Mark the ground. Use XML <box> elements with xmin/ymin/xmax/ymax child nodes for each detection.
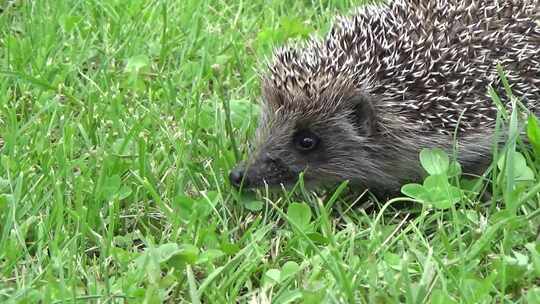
<box><xmin>0</xmin><ymin>0</ymin><xmax>539</xmax><ymax>303</ymax></box>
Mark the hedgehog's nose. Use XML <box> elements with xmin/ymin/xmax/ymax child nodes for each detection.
<box><xmin>229</xmin><ymin>167</ymin><xmax>247</xmax><ymax>188</ymax></box>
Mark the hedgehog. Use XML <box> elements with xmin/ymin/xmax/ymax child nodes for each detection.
<box><xmin>229</xmin><ymin>0</ymin><xmax>540</xmax><ymax>197</ymax></box>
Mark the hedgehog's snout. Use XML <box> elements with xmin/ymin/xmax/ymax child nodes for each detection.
<box><xmin>230</xmin><ymin>153</ymin><xmax>294</xmax><ymax>189</ymax></box>
<box><xmin>229</xmin><ymin>165</ymin><xmax>248</xmax><ymax>188</ymax></box>
<box><xmin>228</xmin><ymin>155</ymin><xmax>270</xmax><ymax>189</ymax></box>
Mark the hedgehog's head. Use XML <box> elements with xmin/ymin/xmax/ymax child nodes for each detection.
<box><xmin>229</xmin><ymin>69</ymin><xmax>383</xmax><ymax>191</ymax></box>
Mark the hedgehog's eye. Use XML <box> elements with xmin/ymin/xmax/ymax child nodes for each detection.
<box><xmin>293</xmin><ymin>130</ymin><xmax>320</xmax><ymax>152</ymax></box>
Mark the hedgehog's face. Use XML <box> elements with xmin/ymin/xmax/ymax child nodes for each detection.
<box><xmin>229</xmin><ymin>93</ymin><xmax>378</xmax><ymax>191</ymax></box>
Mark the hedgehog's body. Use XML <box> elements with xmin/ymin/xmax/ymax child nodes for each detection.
<box><xmin>230</xmin><ymin>0</ymin><xmax>540</xmax><ymax>196</ymax></box>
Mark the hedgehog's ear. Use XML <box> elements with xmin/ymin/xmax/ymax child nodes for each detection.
<box><xmin>349</xmin><ymin>93</ymin><xmax>377</xmax><ymax>136</ymax></box>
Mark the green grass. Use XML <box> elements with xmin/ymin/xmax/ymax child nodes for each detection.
<box><xmin>1</xmin><ymin>0</ymin><xmax>539</xmax><ymax>303</ymax></box>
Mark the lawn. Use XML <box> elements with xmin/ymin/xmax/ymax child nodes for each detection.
<box><xmin>1</xmin><ymin>0</ymin><xmax>539</xmax><ymax>303</ymax></box>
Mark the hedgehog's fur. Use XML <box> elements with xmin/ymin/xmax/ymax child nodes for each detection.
<box><xmin>230</xmin><ymin>0</ymin><xmax>540</xmax><ymax>197</ymax></box>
